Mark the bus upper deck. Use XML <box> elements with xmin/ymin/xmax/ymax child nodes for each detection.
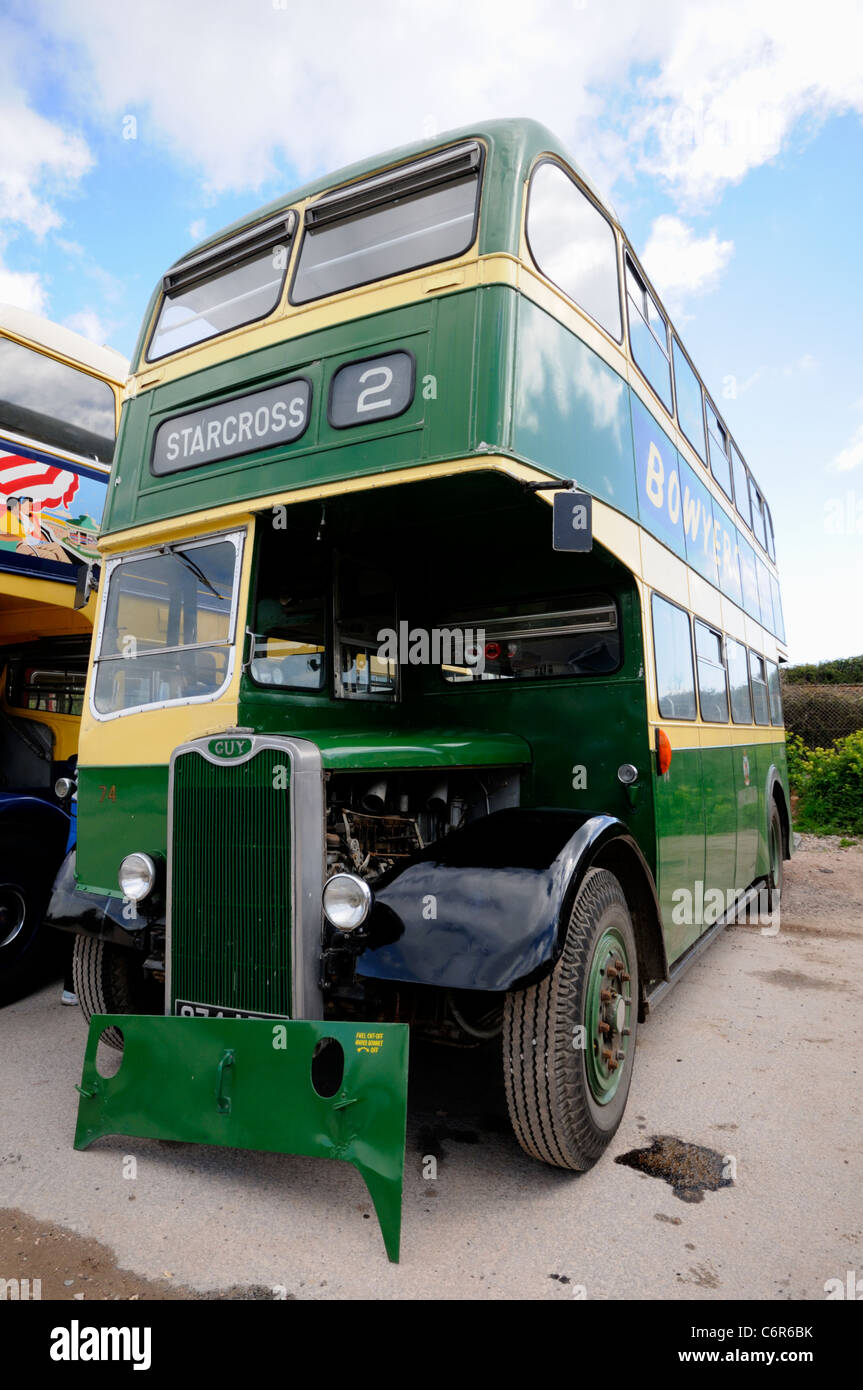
<box><xmin>104</xmin><ymin>120</ymin><xmax>782</xmax><ymax>656</ymax></box>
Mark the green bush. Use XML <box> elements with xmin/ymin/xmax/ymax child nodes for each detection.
<box><xmin>784</xmin><ymin>654</ymin><xmax>863</xmax><ymax>684</ymax></box>
<box><xmin>787</xmin><ymin>728</ymin><xmax>863</xmax><ymax>835</ymax></box>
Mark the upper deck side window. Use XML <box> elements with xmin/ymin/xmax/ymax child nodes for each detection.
<box><xmin>671</xmin><ymin>336</ymin><xmax>707</xmax><ymax>464</ymax></box>
<box><xmin>525</xmin><ymin>160</ymin><xmax>622</xmax><ymax>340</ymax></box>
<box><xmin>147</xmin><ymin>212</ymin><xmax>297</xmax><ymax>362</ymax></box>
<box><xmin>705</xmin><ymin>398</ymin><xmax>734</xmax><ymax>501</ymax></box>
<box><xmin>625</xmin><ymin>256</ymin><xmax>673</xmax><ymax>413</ymax></box>
<box><xmin>0</xmin><ymin>335</ymin><xmax>117</xmax><ymax>463</ymax></box>
<box><xmin>291</xmin><ymin>141</ymin><xmax>482</xmax><ymax>306</ymax></box>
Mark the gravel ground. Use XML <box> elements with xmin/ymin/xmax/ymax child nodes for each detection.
<box><xmin>1</xmin><ymin>836</ymin><xmax>861</xmax><ymax>1301</ymax></box>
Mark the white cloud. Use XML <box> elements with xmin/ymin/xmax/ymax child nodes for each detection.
<box><xmin>832</xmin><ymin>424</ymin><xmax>863</xmax><ymax>473</ymax></box>
<box><xmin>0</xmin><ymin>95</ymin><xmax>92</xmax><ymax>235</ymax></box>
<box><xmin>64</xmin><ymin>308</ymin><xmax>112</xmax><ymax>345</ymax></box>
<box><xmin>0</xmin><ymin>253</ymin><xmax>48</xmax><ymax>314</ymax></box>
<box><xmin>24</xmin><ymin>0</ymin><xmax>863</xmax><ymax>213</ymax></box>
<box><xmin>641</xmin><ymin>214</ymin><xmax>733</xmax><ymax>309</ymax></box>
<box><xmin>188</xmin><ymin>218</ymin><xmax>206</xmax><ymax>242</ymax></box>
<box><xmin>635</xmin><ymin>0</ymin><xmax>863</xmax><ymax>204</ymax></box>
<box><xmin>28</xmin><ymin>0</ymin><xmax>666</xmax><ymax>197</ymax></box>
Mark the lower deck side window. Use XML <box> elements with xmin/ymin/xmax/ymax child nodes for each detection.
<box><xmin>652</xmin><ymin>594</ymin><xmax>696</xmax><ymax>720</ymax></box>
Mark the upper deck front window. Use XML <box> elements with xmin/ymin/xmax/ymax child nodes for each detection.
<box><xmin>147</xmin><ymin>212</ymin><xmax>297</xmax><ymax>362</ymax></box>
<box><xmin>291</xmin><ymin>141</ymin><xmax>482</xmax><ymax>305</ymax></box>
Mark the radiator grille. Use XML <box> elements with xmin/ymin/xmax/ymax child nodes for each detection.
<box><xmin>170</xmin><ymin>747</ymin><xmax>291</xmax><ymax>1016</ymax></box>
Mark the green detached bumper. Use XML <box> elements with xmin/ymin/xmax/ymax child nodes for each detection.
<box><xmin>74</xmin><ymin>1015</ymin><xmax>410</xmax><ymax>1262</ymax></box>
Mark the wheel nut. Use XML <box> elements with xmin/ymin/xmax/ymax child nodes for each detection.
<box><xmin>598</xmin><ymin>1021</ymin><xmax>610</xmax><ymax>1035</ymax></box>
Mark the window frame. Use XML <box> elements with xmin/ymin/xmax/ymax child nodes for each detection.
<box><xmin>146</xmin><ymin>212</ymin><xmax>297</xmax><ymax>364</ymax></box>
<box><xmin>725</xmin><ymin>635</ymin><xmax>753</xmax><ymax>725</ymax></box>
<box><xmin>89</xmin><ymin>528</ymin><xmax>246</xmax><ymax>723</ymax></box>
<box><xmin>748</xmin><ymin>649</ymin><xmax>770</xmax><ymax>726</ymax></box>
<box><xmin>730</xmin><ymin>441</ymin><xmax>752</xmax><ymax>529</ymax></box>
<box><xmin>524</xmin><ymin>157</ymin><xmax>623</xmax><ymax>344</ymax></box>
<box><xmin>766</xmin><ymin>659</ymin><xmax>783</xmax><ymax>726</ymax></box>
<box><xmin>624</xmin><ymin>252</ymin><xmax>674</xmax><ymax>413</ymax></box>
<box><xmin>651</xmin><ymin>591</ymin><xmax>697</xmax><ymax>722</ymax></box>
<box><xmin>704</xmin><ymin>396</ymin><xmax>734</xmax><ymax>501</ymax></box>
<box><xmin>671</xmin><ymin>334</ymin><xmax>708</xmax><ymax>465</ymax></box>
<box><xmin>694</xmin><ymin>619</ymin><xmax>730</xmax><ymax>723</ymax></box>
<box><xmin>289</xmin><ymin>140</ymin><xmax>484</xmax><ymax>308</ymax></box>
<box><xmin>437</xmin><ymin>593</ymin><xmax>622</xmax><ymax>686</ymax></box>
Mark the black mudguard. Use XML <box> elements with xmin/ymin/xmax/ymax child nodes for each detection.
<box><xmin>45</xmin><ymin>849</ymin><xmax>146</xmax><ymax>947</ymax></box>
<box><xmin>358</xmin><ymin>807</ymin><xmax>658</xmax><ymax>993</ymax></box>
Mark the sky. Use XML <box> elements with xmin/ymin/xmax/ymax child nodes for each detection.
<box><xmin>0</xmin><ymin>0</ymin><xmax>861</xmax><ymax>664</ymax></box>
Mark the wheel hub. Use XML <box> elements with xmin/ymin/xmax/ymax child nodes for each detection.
<box><xmin>586</xmin><ymin>930</ymin><xmax>633</xmax><ymax>1105</ymax></box>
<box><xmin>0</xmin><ymin>888</ymin><xmax>26</xmax><ymax>949</ymax></box>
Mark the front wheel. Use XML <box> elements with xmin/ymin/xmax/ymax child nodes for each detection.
<box><xmin>72</xmin><ymin>935</ymin><xmax>147</xmax><ymax>1049</ymax></box>
<box><xmin>503</xmin><ymin>867</ymin><xmax>639</xmax><ymax>1170</ymax></box>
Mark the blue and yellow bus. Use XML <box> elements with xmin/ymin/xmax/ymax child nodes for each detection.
<box><xmin>65</xmin><ymin>120</ymin><xmax>788</xmax><ymax>1177</ymax></box>
<box><xmin>0</xmin><ymin>305</ymin><xmax>126</xmax><ymax>999</ymax></box>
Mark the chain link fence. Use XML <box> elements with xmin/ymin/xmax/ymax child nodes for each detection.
<box><xmin>781</xmin><ymin>681</ymin><xmax>863</xmax><ymax>748</ymax></box>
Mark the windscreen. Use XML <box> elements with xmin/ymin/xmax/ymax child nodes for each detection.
<box><xmin>92</xmin><ymin>535</ymin><xmax>241</xmax><ymax>716</ymax></box>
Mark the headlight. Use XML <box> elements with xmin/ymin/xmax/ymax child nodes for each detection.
<box><xmin>118</xmin><ymin>852</ymin><xmax>157</xmax><ymax>903</ymax></box>
<box><xmin>322</xmin><ymin>873</ymin><xmax>371</xmax><ymax>932</ymax></box>
<box><xmin>54</xmin><ymin>777</ymin><xmax>74</xmax><ymax>799</ymax></box>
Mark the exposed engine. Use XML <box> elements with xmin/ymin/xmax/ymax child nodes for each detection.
<box><xmin>324</xmin><ymin>766</ymin><xmax>520</xmax><ymax>882</ymax></box>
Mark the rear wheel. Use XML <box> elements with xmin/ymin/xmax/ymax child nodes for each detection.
<box><xmin>767</xmin><ymin>800</ymin><xmax>784</xmax><ymax>913</ymax></box>
<box><xmin>503</xmin><ymin>867</ymin><xmax>638</xmax><ymax>1170</ymax></box>
<box><xmin>72</xmin><ymin>935</ymin><xmax>145</xmax><ymax>1049</ymax></box>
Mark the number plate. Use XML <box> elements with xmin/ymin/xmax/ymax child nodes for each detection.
<box><xmin>175</xmin><ymin>1000</ymin><xmax>289</xmax><ymax>1021</ymax></box>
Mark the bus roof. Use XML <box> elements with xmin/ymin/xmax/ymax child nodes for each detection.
<box><xmin>185</xmin><ymin>117</ymin><xmax>615</xmax><ymax>250</ymax></box>
<box><xmin>0</xmin><ymin>303</ymin><xmax>128</xmax><ymax>383</ymax></box>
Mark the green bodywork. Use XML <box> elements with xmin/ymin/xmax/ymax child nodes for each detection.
<box><xmin>74</xmin><ymin>1015</ymin><xmax>410</xmax><ymax>1262</ymax></box>
<box><xmin>70</xmin><ymin>121</ymin><xmax>790</xmax><ymax>1255</ymax></box>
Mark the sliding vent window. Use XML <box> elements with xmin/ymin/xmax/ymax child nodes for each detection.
<box><xmin>292</xmin><ymin>142</ymin><xmax>481</xmax><ymax>304</ymax></box>
<box><xmin>672</xmin><ymin>338</ymin><xmax>706</xmax><ymax>463</ymax></box>
<box><xmin>652</xmin><ymin>594</ymin><xmax>696</xmax><ymax>720</ymax></box>
<box><xmin>441</xmin><ymin>596</ymin><xmax>620</xmax><ymax>683</ymax></box>
<box><xmin>749</xmin><ymin>650</ymin><xmax>770</xmax><ymax>725</ymax></box>
<box><xmin>626</xmin><ymin>259</ymin><xmax>672</xmax><ymax>412</ymax></box>
<box><xmin>695</xmin><ymin>621</ymin><xmax>729</xmax><ymax>722</ymax></box>
<box><xmin>148</xmin><ymin>213</ymin><xmax>296</xmax><ymax>361</ymax></box>
<box><xmin>726</xmin><ymin>637</ymin><xmax>752</xmax><ymax>724</ymax></box>
<box><xmin>705</xmin><ymin>400</ymin><xmax>733</xmax><ymax>500</ymax></box>
<box><xmin>526</xmin><ymin>162</ymin><xmax>621</xmax><ymax>339</ymax></box>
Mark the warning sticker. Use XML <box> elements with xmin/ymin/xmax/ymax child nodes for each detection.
<box><xmin>355</xmin><ymin>1030</ymin><xmax>384</xmax><ymax>1054</ymax></box>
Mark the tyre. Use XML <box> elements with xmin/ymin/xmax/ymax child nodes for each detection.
<box><xmin>0</xmin><ymin>852</ymin><xmax>59</xmax><ymax>1005</ymax></box>
<box><xmin>72</xmin><ymin>935</ymin><xmax>144</xmax><ymax>1049</ymax></box>
<box><xmin>503</xmin><ymin>867</ymin><xmax>638</xmax><ymax>1170</ymax></box>
<box><xmin>767</xmin><ymin>800</ymin><xmax>784</xmax><ymax>913</ymax></box>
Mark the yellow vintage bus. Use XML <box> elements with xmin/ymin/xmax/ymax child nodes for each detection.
<box><xmin>0</xmin><ymin>305</ymin><xmax>127</xmax><ymax>1000</ymax></box>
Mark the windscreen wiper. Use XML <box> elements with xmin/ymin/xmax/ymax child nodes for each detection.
<box><xmin>162</xmin><ymin>543</ymin><xmax>225</xmax><ymax>602</ymax></box>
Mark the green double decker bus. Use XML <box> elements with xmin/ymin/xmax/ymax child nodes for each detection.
<box><xmin>61</xmin><ymin>119</ymin><xmax>790</xmax><ymax>1188</ymax></box>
